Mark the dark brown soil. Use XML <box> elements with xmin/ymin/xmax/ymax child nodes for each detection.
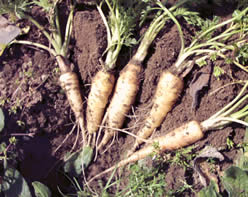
<box><xmin>0</xmin><ymin>2</ymin><xmax>247</xmax><ymax>197</ymax></box>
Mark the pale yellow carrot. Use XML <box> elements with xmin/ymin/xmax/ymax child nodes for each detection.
<box><xmin>89</xmin><ymin>120</ymin><xmax>203</xmax><ymax>182</ymax></box>
<box><xmin>128</xmin><ymin>71</ymin><xmax>184</xmax><ymax>155</ymax></box>
<box><xmin>86</xmin><ymin>70</ymin><xmax>115</xmax><ymax>134</ymax></box>
<box><xmin>58</xmin><ymin>56</ymin><xmax>86</xmax><ymax>140</ymax></box>
<box><xmin>98</xmin><ymin>62</ymin><xmax>142</xmax><ymax>149</ymax></box>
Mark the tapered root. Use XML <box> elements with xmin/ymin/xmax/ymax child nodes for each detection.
<box><xmin>87</xmin><ymin>70</ymin><xmax>115</xmax><ymax>134</ymax></box>
<box><xmin>89</xmin><ymin>120</ymin><xmax>203</xmax><ymax>183</ymax></box>
<box><xmin>59</xmin><ymin>72</ymin><xmax>86</xmax><ymax>139</ymax></box>
<box><xmin>129</xmin><ymin>71</ymin><xmax>184</xmax><ymax>154</ymax></box>
<box><xmin>98</xmin><ymin>63</ymin><xmax>141</xmax><ymax>149</ymax></box>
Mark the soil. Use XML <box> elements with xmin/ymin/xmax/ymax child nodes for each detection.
<box><xmin>0</xmin><ymin>1</ymin><xmax>247</xmax><ymax>197</ymax></box>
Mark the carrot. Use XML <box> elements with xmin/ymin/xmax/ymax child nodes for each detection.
<box><xmin>89</xmin><ymin>81</ymin><xmax>248</xmax><ymax>183</ymax></box>
<box><xmin>86</xmin><ymin>70</ymin><xmax>115</xmax><ymax>134</ymax></box>
<box><xmin>10</xmin><ymin>4</ymin><xmax>87</xmax><ymax>135</ymax></box>
<box><xmin>89</xmin><ymin>120</ymin><xmax>203</xmax><ymax>182</ymax></box>
<box><xmin>98</xmin><ymin>62</ymin><xmax>141</xmax><ymax>149</ymax></box>
<box><xmin>128</xmin><ymin>71</ymin><xmax>184</xmax><ymax>155</ymax></box>
<box><xmin>56</xmin><ymin>55</ymin><xmax>86</xmax><ymax>140</ymax></box>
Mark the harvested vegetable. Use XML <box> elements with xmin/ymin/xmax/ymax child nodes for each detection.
<box><xmin>5</xmin><ymin>2</ymin><xmax>89</xmax><ymax>148</ymax></box>
<box><xmin>128</xmin><ymin>3</ymin><xmax>248</xmax><ymax>154</ymax></box>
<box><xmin>86</xmin><ymin>0</ymin><xmax>136</xmax><ymax>146</ymax></box>
<box><xmin>98</xmin><ymin>0</ymin><xmax>192</xmax><ymax>150</ymax></box>
<box><xmin>129</xmin><ymin>71</ymin><xmax>184</xmax><ymax>154</ymax></box>
<box><xmin>89</xmin><ymin>81</ymin><xmax>248</xmax><ymax>183</ymax></box>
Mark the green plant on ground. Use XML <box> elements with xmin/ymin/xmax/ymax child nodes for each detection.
<box><xmin>0</xmin><ymin>0</ymin><xmax>31</xmax><ymax>20</ymax></box>
<box><xmin>226</xmin><ymin>136</ymin><xmax>235</xmax><ymax>150</ymax></box>
<box><xmin>213</xmin><ymin>65</ymin><xmax>225</xmax><ymax>80</ymax></box>
<box><xmin>0</xmin><ymin>107</ymin><xmax>52</xmax><ymax>196</ymax></box>
<box><xmin>0</xmin><ymin>109</ymin><xmax>17</xmax><ymax>169</ymax></box>
<box><xmin>167</xmin><ymin>145</ymin><xmax>196</xmax><ymax>169</ymax></box>
<box><xmin>124</xmin><ymin>163</ymin><xmax>166</xmax><ymax>197</ymax></box>
<box><xmin>169</xmin><ymin>2</ymin><xmax>248</xmax><ymax>74</ymax></box>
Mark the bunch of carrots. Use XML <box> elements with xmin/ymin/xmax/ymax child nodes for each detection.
<box><xmin>4</xmin><ymin>0</ymin><xmax>248</xmax><ymax>184</ymax></box>
<box><xmin>86</xmin><ymin>0</ymin><xmax>248</xmax><ymax>182</ymax></box>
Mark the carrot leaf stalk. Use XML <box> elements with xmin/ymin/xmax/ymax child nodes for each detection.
<box><xmin>89</xmin><ymin>81</ymin><xmax>248</xmax><ymax>183</ymax></box>
<box><xmin>172</xmin><ymin>5</ymin><xmax>248</xmax><ymax>75</ymax></box>
<box><xmin>86</xmin><ymin>0</ymin><xmax>137</xmax><ymax>147</ymax></box>
<box><xmin>201</xmin><ymin>82</ymin><xmax>248</xmax><ymax>131</ymax></box>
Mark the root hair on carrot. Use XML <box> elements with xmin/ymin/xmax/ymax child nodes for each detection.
<box><xmin>53</xmin><ymin>123</ymin><xmax>77</xmax><ymax>154</ymax></box>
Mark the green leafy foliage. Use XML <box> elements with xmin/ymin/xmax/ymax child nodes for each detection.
<box><xmin>125</xmin><ymin>163</ymin><xmax>166</xmax><ymax>197</ymax></box>
<box><xmin>63</xmin><ymin>146</ymin><xmax>93</xmax><ymax>177</ymax></box>
<box><xmin>222</xmin><ymin>166</ymin><xmax>248</xmax><ymax>197</ymax></box>
<box><xmin>198</xmin><ymin>181</ymin><xmax>221</xmax><ymax>197</ymax></box>
<box><xmin>32</xmin><ymin>181</ymin><xmax>51</xmax><ymax>197</ymax></box>
<box><xmin>181</xmin><ymin>8</ymin><xmax>204</xmax><ymax>27</ymax></box>
<box><xmin>0</xmin><ymin>0</ymin><xmax>31</xmax><ymax>19</ymax></box>
<box><xmin>33</xmin><ymin>0</ymin><xmax>54</xmax><ymax>12</ymax></box>
<box><xmin>235</xmin><ymin>44</ymin><xmax>248</xmax><ymax>65</ymax></box>
<box><xmin>0</xmin><ymin>166</ymin><xmax>32</xmax><ymax>197</ymax></box>
<box><xmin>100</xmin><ymin>0</ymin><xmax>138</xmax><ymax>69</ymax></box>
<box><xmin>194</xmin><ymin>16</ymin><xmax>220</xmax><ymax>40</ymax></box>
<box><xmin>213</xmin><ymin>66</ymin><xmax>225</xmax><ymax>80</ymax></box>
<box><xmin>167</xmin><ymin>146</ymin><xmax>196</xmax><ymax>169</ymax></box>
<box><xmin>139</xmin><ymin>0</ymin><xmax>161</xmax><ymax>27</ymax></box>
<box><xmin>0</xmin><ymin>107</ymin><xmax>4</xmax><ymax>132</ymax></box>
